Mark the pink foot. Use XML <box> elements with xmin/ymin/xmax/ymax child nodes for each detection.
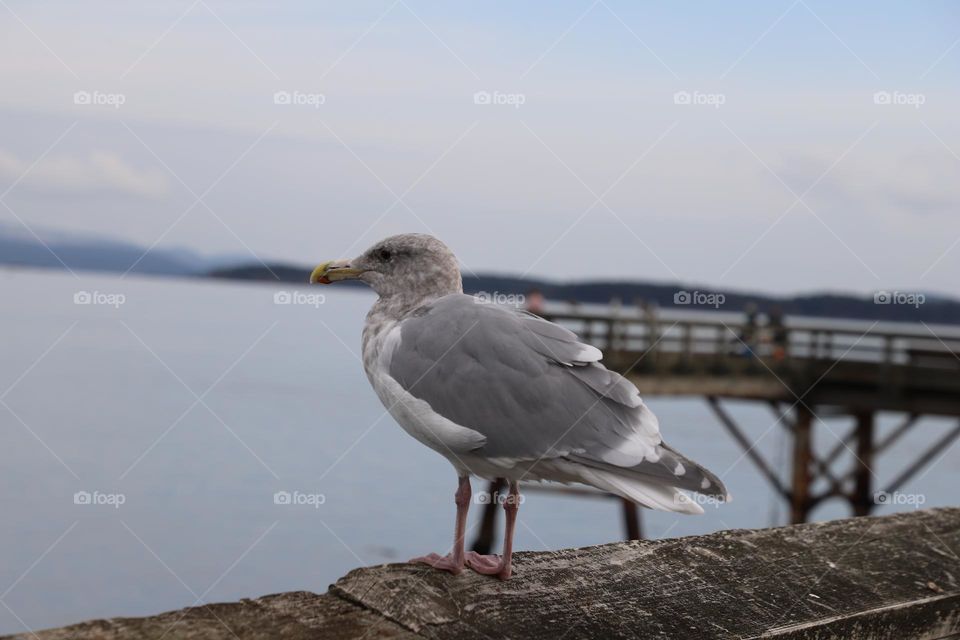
<box><xmin>465</xmin><ymin>551</ymin><xmax>511</xmax><ymax>580</ymax></box>
<box><xmin>409</xmin><ymin>552</ymin><xmax>463</xmax><ymax>575</ymax></box>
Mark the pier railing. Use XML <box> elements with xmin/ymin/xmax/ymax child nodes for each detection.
<box><xmin>538</xmin><ymin>304</ymin><xmax>960</xmax><ymax>373</ymax></box>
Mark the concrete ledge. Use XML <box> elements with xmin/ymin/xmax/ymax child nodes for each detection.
<box><xmin>6</xmin><ymin>508</ymin><xmax>959</xmax><ymax>639</ymax></box>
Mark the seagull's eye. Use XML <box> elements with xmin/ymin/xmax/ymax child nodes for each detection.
<box><xmin>376</xmin><ymin>248</ymin><xmax>393</xmax><ymax>262</ymax></box>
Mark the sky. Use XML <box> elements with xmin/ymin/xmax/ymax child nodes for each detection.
<box><xmin>1</xmin><ymin>0</ymin><xmax>959</xmax><ymax>297</ymax></box>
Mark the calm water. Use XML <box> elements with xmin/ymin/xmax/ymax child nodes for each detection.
<box><xmin>0</xmin><ymin>269</ymin><xmax>956</xmax><ymax>634</ymax></box>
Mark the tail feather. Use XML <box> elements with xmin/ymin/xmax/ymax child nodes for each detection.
<box><xmin>571</xmin><ymin>442</ymin><xmax>731</xmax><ymax>501</ymax></box>
<box><xmin>658</xmin><ymin>443</ymin><xmax>731</xmax><ymax>499</ymax></box>
<box><xmin>573</xmin><ymin>466</ymin><xmax>705</xmax><ymax>515</ymax></box>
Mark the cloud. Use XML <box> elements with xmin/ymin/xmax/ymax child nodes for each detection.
<box><xmin>0</xmin><ymin>149</ymin><xmax>168</xmax><ymax>198</ymax></box>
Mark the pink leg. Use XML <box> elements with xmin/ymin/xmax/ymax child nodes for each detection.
<box><xmin>410</xmin><ymin>476</ymin><xmax>470</xmax><ymax>574</ymax></box>
<box><xmin>465</xmin><ymin>480</ymin><xmax>520</xmax><ymax>580</ymax></box>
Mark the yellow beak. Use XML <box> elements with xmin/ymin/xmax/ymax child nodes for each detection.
<box><xmin>309</xmin><ymin>259</ymin><xmax>365</xmax><ymax>284</ymax></box>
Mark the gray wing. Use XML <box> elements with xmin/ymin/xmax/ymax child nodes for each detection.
<box><xmin>387</xmin><ymin>294</ymin><xmax>725</xmax><ymax>496</ymax></box>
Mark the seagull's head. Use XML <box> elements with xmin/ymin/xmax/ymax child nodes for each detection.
<box><xmin>309</xmin><ymin>233</ymin><xmax>462</xmax><ymax>299</ymax></box>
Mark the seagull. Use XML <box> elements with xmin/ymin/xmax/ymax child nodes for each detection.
<box><xmin>310</xmin><ymin>233</ymin><xmax>729</xmax><ymax>580</ymax></box>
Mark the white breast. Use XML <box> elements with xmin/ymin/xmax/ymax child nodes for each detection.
<box><xmin>363</xmin><ymin>323</ymin><xmax>487</xmax><ymax>463</ymax></box>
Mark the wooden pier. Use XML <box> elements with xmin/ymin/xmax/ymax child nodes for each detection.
<box><xmin>472</xmin><ymin>304</ymin><xmax>960</xmax><ymax>551</ymax></box>
<box><xmin>12</xmin><ymin>508</ymin><xmax>960</xmax><ymax>639</ymax></box>
<box><xmin>550</xmin><ymin>305</ymin><xmax>960</xmax><ymax>523</ymax></box>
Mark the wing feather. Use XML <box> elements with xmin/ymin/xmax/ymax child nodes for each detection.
<box><xmin>388</xmin><ymin>294</ymin><xmax>727</xmax><ymax>498</ymax></box>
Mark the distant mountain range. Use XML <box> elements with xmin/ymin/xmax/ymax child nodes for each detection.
<box><xmin>0</xmin><ymin>222</ymin><xmax>245</xmax><ymax>277</ymax></box>
<box><xmin>3</xmin><ymin>224</ymin><xmax>959</xmax><ymax>325</ymax></box>
<box><xmin>208</xmin><ymin>264</ymin><xmax>960</xmax><ymax>325</ymax></box>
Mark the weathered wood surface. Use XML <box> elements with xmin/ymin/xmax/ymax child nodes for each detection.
<box><xmin>3</xmin><ymin>591</ymin><xmax>416</xmax><ymax>640</ymax></box>
<box><xmin>7</xmin><ymin>508</ymin><xmax>959</xmax><ymax>640</ymax></box>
